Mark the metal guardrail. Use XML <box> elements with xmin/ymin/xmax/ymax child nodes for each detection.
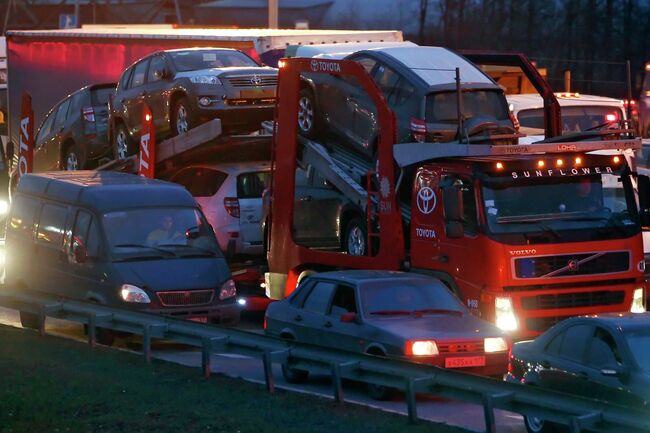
<box><xmin>1</xmin><ymin>290</ymin><xmax>648</xmax><ymax>433</ymax></box>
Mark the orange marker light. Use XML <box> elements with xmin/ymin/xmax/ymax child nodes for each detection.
<box><xmin>537</xmin><ymin>160</ymin><xmax>545</xmax><ymax>168</ymax></box>
<box><xmin>278</xmin><ymin>60</ymin><xmax>286</xmax><ymax>68</ymax></box>
<box><xmin>613</xmin><ymin>156</ymin><xmax>621</xmax><ymax>164</ymax></box>
<box><xmin>575</xmin><ymin>157</ymin><xmax>582</xmax><ymax>165</ymax></box>
<box><xmin>145</xmin><ymin>113</ymin><xmax>152</xmax><ymax>122</ymax></box>
<box><xmin>496</xmin><ymin>162</ymin><xmax>504</xmax><ymax>170</ymax></box>
<box><xmin>556</xmin><ymin>159</ymin><xmax>563</xmax><ymax>167</ymax></box>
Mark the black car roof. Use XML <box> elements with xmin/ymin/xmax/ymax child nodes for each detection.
<box><xmin>17</xmin><ymin>171</ymin><xmax>195</xmax><ymax>213</ymax></box>
<box><xmin>565</xmin><ymin>313</ymin><xmax>650</xmax><ymax>333</ymax></box>
<box><xmin>312</xmin><ymin>270</ymin><xmax>434</xmax><ymax>284</ymax></box>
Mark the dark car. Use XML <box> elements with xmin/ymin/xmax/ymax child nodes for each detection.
<box><xmin>31</xmin><ymin>83</ymin><xmax>114</xmax><ymax>172</ymax></box>
<box><xmin>298</xmin><ymin>46</ymin><xmax>516</xmax><ymax>160</ymax></box>
<box><xmin>265</xmin><ymin>270</ymin><xmax>510</xmax><ymax>399</ymax></box>
<box><xmin>110</xmin><ymin>48</ymin><xmax>278</xmax><ymax>160</ymax></box>
<box><xmin>261</xmin><ymin>165</ymin><xmax>366</xmax><ymax>256</ymax></box>
<box><xmin>6</xmin><ymin>171</ymin><xmax>240</xmax><ymax>344</ymax></box>
<box><xmin>507</xmin><ymin>313</ymin><xmax>650</xmax><ymax>433</ymax></box>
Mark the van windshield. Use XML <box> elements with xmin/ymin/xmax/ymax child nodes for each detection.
<box><xmin>103</xmin><ymin>207</ymin><xmax>222</xmax><ymax>259</ymax></box>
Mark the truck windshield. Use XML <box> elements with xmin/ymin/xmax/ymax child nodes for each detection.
<box><xmin>103</xmin><ymin>207</ymin><xmax>222</xmax><ymax>259</ymax></box>
<box><xmin>481</xmin><ymin>172</ymin><xmax>638</xmax><ymax>243</ymax></box>
<box><xmin>518</xmin><ymin>106</ymin><xmax>624</xmax><ymax>134</ymax></box>
<box><xmin>169</xmin><ymin>50</ymin><xmax>259</xmax><ymax>71</ymax></box>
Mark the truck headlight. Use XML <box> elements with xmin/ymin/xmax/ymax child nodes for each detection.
<box><xmin>406</xmin><ymin>340</ymin><xmax>439</xmax><ymax>356</ymax></box>
<box><xmin>495</xmin><ymin>297</ymin><xmax>518</xmax><ymax>331</ymax></box>
<box><xmin>219</xmin><ymin>279</ymin><xmax>237</xmax><ymax>300</ymax></box>
<box><xmin>631</xmin><ymin>288</ymin><xmax>646</xmax><ymax>313</ymax></box>
<box><xmin>189</xmin><ymin>75</ymin><xmax>222</xmax><ymax>85</ymax></box>
<box><xmin>0</xmin><ymin>199</ymin><xmax>8</xmax><ymax>215</ymax></box>
<box><xmin>484</xmin><ymin>337</ymin><xmax>508</xmax><ymax>353</ymax></box>
<box><xmin>120</xmin><ymin>284</ymin><xmax>151</xmax><ymax>303</ymax></box>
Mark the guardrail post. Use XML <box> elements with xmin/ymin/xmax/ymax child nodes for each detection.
<box><xmin>406</xmin><ymin>378</ymin><xmax>418</xmax><ymax>424</ymax></box>
<box><xmin>262</xmin><ymin>350</ymin><xmax>275</xmax><ymax>394</ymax></box>
<box><xmin>202</xmin><ymin>337</ymin><xmax>212</xmax><ymax>378</ymax></box>
<box><xmin>482</xmin><ymin>392</ymin><xmax>515</xmax><ymax>433</ymax></box>
<box><xmin>143</xmin><ymin>324</ymin><xmax>152</xmax><ymax>363</ymax></box>
<box><xmin>87</xmin><ymin>313</ymin><xmax>97</xmax><ymax>348</ymax></box>
<box><xmin>331</xmin><ymin>363</ymin><xmax>344</xmax><ymax>403</ymax></box>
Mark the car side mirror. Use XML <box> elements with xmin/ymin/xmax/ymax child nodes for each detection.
<box><xmin>73</xmin><ymin>242</ymin><xmax>87</xmax><ymax>264</ymax></box>
<box><xmin>185</xmin><ymin>226</ymin><xmax>201</xmax><ymax>240</ymax></box>
<box><xmin>154</xmin><ymin>68</ymin><xmax>170</xmax><ymax>80</ymax></box>
<box><xmin>340</xmin><ymin>312</ymin><xmax>357</xmax><ymax>323</ymax></box>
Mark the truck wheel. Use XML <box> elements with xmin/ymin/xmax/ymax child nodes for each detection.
<box><xmin>172</xmin><ymin>97</ymin><xmax>195</xmax><ymax>136</ymax></box>
<box><xmin>113</xmin><ymin>123</ymin><xmax>133</xmax><ymax>160</ymax></box>
<box><xmin>19</xmin><ymin>311</ymin><xmax>41</xmax><ymax>330</ymax></box>
<box><xmin>62</xmin><ymin>144</ymin><xmax>81</xmax><ymax>171</ymax></box>
<box><xmin>344</xmin><ymin>218</ymin><xmax>367</xmax><ymax>256</ymax></box>
<box><xmin>297</xmin><ymin>88</ymin><xmax>320</xmax><ymax>138</ymax></box>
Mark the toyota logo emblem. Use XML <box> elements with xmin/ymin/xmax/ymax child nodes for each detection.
<box><xmin>311</xmin><ymin>59</ymin><xmax>319</xmax><ymax>71</ymax></box>
<box><xmin>250</xmin><ymin>75</ymin><xmax>262</xmax><ymax>86</ymax></box>
<box><xmin>567</xmin><ymin>260</ymin><xmax>579</xmax><ymax>271</ymax></box>
<box><xmin>416</xmin><ymin>187</ymin><xmax>436</xmax><ymax>214</ymax></box>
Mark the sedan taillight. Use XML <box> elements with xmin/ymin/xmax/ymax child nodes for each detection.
<box><xmin>410</xmin><ymin>117</ymin><xmax>426</xmax><ymax>142</ymax></box>
<box><xmin>224</xmin><ymin>197</ymin><xmax>240</xmax><ymax>218</ymax></box>
<box><xmin>82</xmin><ymin>106</ymin><xmax>96</xmax><ymax>122</ymax></box>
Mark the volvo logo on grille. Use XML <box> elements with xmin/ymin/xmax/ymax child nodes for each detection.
<box><xmin>250</xmin><ymin>75</ymin><xmax>262</xmax><ymax>86</ymax></box>
<box><xmin>567</xmin><ymin>260</ymin><xmax>579</xmax><ymax>271</ymax></box>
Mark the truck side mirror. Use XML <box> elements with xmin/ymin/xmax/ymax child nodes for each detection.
<box><xmin>443</xmin><ymin>185</ymin><xmax>464</xmax><ymax>239</ymax></box>
<box><xmin>639</xmin><ymin>175</ymin><xmax>650</xmax><ymax>227</ymax></box>
<box><xmin>154</xmin><ymin>68</ymin><xmax>170</xmax><ymax>80</ymax></box>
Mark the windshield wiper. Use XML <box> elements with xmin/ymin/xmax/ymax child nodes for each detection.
<box><xmin>412</xmin><ymin>308</ymin><xmax>463</xmax><ymax>316</ymax></box>
<box><xmin>157</xmin><ymin>244</ymin><xmax>217</xmax><ymax>257</ymax></box>
<box><xmin>113</xmin><ymin>243</ymin><xmax>177</xmax><ymax>257</ymax></box>
<box><xmin>584</xmin><ymin>121</ymin><xmax>617</xmax><ymax>131</ymax></box>
<box><xmin>496</xmin><ymin>219</ymin><xmax>561</xmax><ymax>241</ymax></box>
<box><xmin>369</xmin><ymin>310</ymin><xmax>413</xmax><ymax>316</ymax></box>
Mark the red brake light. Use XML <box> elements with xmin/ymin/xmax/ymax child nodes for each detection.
<box><xmin>507</xmin><ymin>346</ymin><xmax>513</xmax><ymax>374</ymax></box>
<box><xmin>410</xmin><ymin>117</ymin><xmax>426</xmax><ymax>142</ymax></box>
<box><xmin>82</xmin><ymin>106</ymin><xmax>95</xmax><ymax>122</ymax></box>
<box><xmin>224</xmin><ymin>197</ymin><xmax>240</xmax><ymax>218</ymax></box>
<box><xmin>605</xmin><ymin>113</ymin><xmax>618</xmax><ymax>122</ymax></box>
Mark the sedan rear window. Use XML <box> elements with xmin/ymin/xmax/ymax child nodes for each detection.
<box><xmin>169</xmin><ymin>50</ymin><xmax>259</xmax><ymax>72</ymax></box>
<box><xmin>237</xmin><ymin>171</ymin><xmax>270</xmax><ymax>199</ymax></box>
<box><xmin>426</xmin><ymin>90</ymin><xmax>509</xmax><ymax>123</ymax></box>
<box><xmin>517</xmin><ymin>106</ymin><xmax>624</xmax><ymax>133</ymax></box>
<box><xmin>91</xmin><ymin>87</ymin><xmax>115</xmax><ymax>106</ymax></box>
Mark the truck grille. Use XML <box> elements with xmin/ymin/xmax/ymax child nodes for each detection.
<box><xmin>225</xmin><ymin>75</ymin><xmax>278</xmax><ymax>87</ymax></box>
<box><xmin>521</xmin><ymin>290</ymin><xmax>625</xmax><ymax>310</ymax></box>
<box><xmin>514</xmin><ymin>251</ymin><xmax>629</xmax><ymax>279</ymax></box>
<box><xmin>437</xmin><ymin>341</ymin><xmax>484</xmax><ymax>353</ymax></box>
<box><xmin>157</xmin><ymin>290</ymin><xmax>214</xmax><ymax>307</ymax></box>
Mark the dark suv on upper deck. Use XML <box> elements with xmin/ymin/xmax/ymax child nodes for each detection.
<box><xmin>110</xmin><ymin>48</ymin><xmax>278</xmax><ymax>160</ymax></box>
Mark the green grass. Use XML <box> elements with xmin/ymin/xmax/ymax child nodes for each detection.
<box><xmin>0</xmin><ymin>325</ymin><xmax>469</xmax><ymax>433</ymax></box>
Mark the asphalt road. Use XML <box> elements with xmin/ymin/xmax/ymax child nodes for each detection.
<box><xmin>0</xmin><ymin>307</ymin><xmax>526</xmax><ymax>433</ymax></box>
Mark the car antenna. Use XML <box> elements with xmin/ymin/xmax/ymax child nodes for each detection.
<box><xmin>455</xmin><ymin>67</ymin><xmax>468</xmax><ymax>143</ymax></box>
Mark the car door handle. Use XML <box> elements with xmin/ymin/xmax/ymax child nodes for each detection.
<box><xmin>323</xmin><ymin>321</ymin><xmax>332</xmax><ymax>328</ymax></box>
<box><xmin>540</xmin><ymin>360</ymin><xmax>551</xmax><ymax>369</ymax></box>
<box><xmin>294</xmin><ymin>315</ymin><xmax>302</xmax><ymax>322</ymax></box>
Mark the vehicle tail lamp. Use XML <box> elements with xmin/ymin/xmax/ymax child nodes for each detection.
<box><xmin>612</xmin><ymin>156</ymin><xmax>621</xmax><ymax>164</ymax></box>
<box><xmin>82</xmin><ymin>106</ymin><xmax>95</xmax><ymax>122</ymax></box>
<box><xmin>405</xmin><ymin>340</ymin><xmax>439</xmax><ymax>356</ymax></box>
<box><xmin>224</xmin><ymin>197</ymin><xmax>240</xmax><ymax>218</ymax></box>
<box><xmin>631</xmin><ymin>288</ymin><xmax>646</xmax><ymax>313</ymax></box>
<box><xmin>120</xmin><ymin>284</ymin><xmax>151</xmax><ymax>303</ymax></box>
<box><xmin>219</xmin><ymin>279</ymin><xmax>237</xmax><ymax>300</ymax></box>
<box><xmin>495</xmin><ymin>297</ymin><xmax>518</xmax><ymax>331</ymax></box>
<box><xmin>410</xmin><ymin>117</ymin><xmax>427</xmax><ymax>143</ymax></box>
<box><xmin>484</xmin><ymin>337</ymin><xmax>508</xmax><ymax>353</ymax></box>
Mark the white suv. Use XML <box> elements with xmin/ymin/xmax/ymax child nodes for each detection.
<box><xmin>171</xmin><ymin>161</ymin><xmax>270</xmax><ymax>257</ymax></box>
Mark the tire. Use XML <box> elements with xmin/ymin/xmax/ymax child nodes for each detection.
<box><xmin>62</xmin><ymin>143</ymin><xmax>82</xmax><ymax>171</ymax></box>
<box><xmin>366</xmin><ymin>382</ymin><xmax>396</xmax><ymax>401</ymax></box>
<box><xmin>343</xmin><ymin>217</ymin><xmax>367</xmax><ymax>256</ymax></box>
<box><xmin>171</xmin><ymin>96</ymin><xmax>196</xmax><ymax>137</ymax></box>
<box><xmin>281</xmin><ymin>363</ymin><xmax>309</xmax><ymax>384</ymax></box>
<box><xmin>19</xmin><ymin>311</ymin><xmax>41</xmax><ymax>330</ymax></box>
<box><xmin>524</xmin><ymin>415</ymin><xmax>559</xmax><ymax>433</ymax></box>
<box><xmin>297</xmin><ymin>87</ymin><xmax>320</xmax><ymax>138</ymax></box>
<box><xmin>113</xmin><ymin>122</ymin><xmax>133</xmax><ymax>160</ymax></box>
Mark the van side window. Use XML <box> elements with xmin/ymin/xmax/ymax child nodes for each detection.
<box><xmin>86</xmin><ymin>219</ymin><xmax>101</xmax><ymax>257</ymax></box>
<box><xmin>71</xmin><ymin>211</ymin><xmax>101</xmax><ymax>258</ymax></box>
<box><xmin>37</xmin><ymin>203</ymin><xmax>67</xmax><ymax>246</ymax></box>
<box><xmin>10</xmin><ymin>195</ymin><xmax>39</xmax><ymax>239</ymax></box>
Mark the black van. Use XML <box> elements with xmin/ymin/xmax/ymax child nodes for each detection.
<box><xmin>6</xmin><ymin>171</ymin><xmax>239</xmax><ymax>342</ymax></box>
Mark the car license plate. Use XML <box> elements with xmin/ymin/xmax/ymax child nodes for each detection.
<box><xmin>189</xmin><ymin>317</ymin><xmax>208</xmax><ymax>323</ymax></box>
<box><xmin>445</xmin><ymin>356</ymin><xmax>486</xmax><ymax>368</ymax></box>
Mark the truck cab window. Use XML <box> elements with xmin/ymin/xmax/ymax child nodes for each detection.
<box><xmin>460</xmin><ymin>178</ymin><xmax>478</xmax><ymax>233</ymax></box>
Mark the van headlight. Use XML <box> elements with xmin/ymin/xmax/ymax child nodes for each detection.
<box><xmin>631</xmin><ymin>288</ymin><xmax>646</xmax><ymax>313</ymax></box>
<box><xmin>495</xmin><ymin>297</ymin><xmax>518</xmax><ymax>331</ymax></box>
<box><xmin>120</xmin><ymin>284</ymin><xmax>151</xmax><ymax>303</ymax></box>
<box><xmin>219</xmin><ymin>279</ymin><xmax>237</xmax><ymax>300</ymax></box>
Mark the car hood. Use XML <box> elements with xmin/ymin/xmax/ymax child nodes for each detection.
<box><xmin>367</xmin><ymin>313</ymin><xmax>504</xmax><ymax>341</ymax></box>
<box><xmin>112</xmin><ymin>258</ymin><xmax>230</xmax><ymax>291</ymax></box>
<box><xmin>175</xmin><ymin>67</ymin><xmax>278</xmax><ymax>79</ymax></box>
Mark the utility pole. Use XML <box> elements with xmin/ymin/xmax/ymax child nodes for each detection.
<box><xmin>269</xmin><ymin>0</ymin><xmax>278</xmax><ymax>29</ymax></box>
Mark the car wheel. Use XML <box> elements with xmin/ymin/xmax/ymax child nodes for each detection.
<box><xmin>344</xmin><ymin>217</ymin><xmax>367</xmax><ymax>256</ymax></box>
<box><xmin>281</xmin><ymin>363</ymin><xmax>309</xmax><ymax>384</ymax></box>
<box><xmin>62</xmin><ymin>143</ymin><xmax>81</xmax><ymax>171</ymax></box>
<box><xmin>297</xmin><ymin>87</ymin><xmax>320</xmax><ymax>138</ymax></box>
<box><xmin>19</xmin><ymin>311</ymin><xmax>41</xmax><ymax>330</ymax></box>
<box><xmin>524</xmin><ymin>415</ymin><xmax>559</xmax><ymax>433</ymax></box>
<box><xmin>113</xmin><ymin>123</ymin><xmax>133</xmax><ymax>160</ymax></box>
<box><xmin>366</xmin><ymin>382</ymin><xmax>396</xmax><ymax>401</ymax></box>
<box><xmin>172</xmin><ymin>96</ymin><xmax>195</xmax><ymax>136</ymax></box>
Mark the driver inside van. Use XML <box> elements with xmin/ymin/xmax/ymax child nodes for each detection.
<box><xmin>146</xmin><ymin>215</ymin><xmax>183</xmax><ymax>245</ymax></box>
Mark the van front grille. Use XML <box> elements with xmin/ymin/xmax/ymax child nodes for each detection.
<box><xmin>157</xmin><ymin>290</ymin><xmax>214</xmax><ymax>307</ymax></box>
